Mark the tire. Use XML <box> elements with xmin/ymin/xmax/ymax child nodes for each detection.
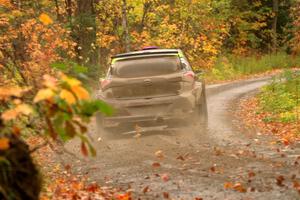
<box><xmin>95</xmin><ymin>112</ymin><xmax>123</xmax><ymax>139</ymax></box>
<box><xmin>196</xmin><ymin>83</ymin><xmax>208</xmax><ymax>125</ymax></box>
<box><xmin>95</xmin><ymin>112</ymin><xmax>110</xmax><ymax>139</ymax></box>
<box><xmin>197</xmin><ymin>92</ymin><xmax>208</xmax><ymax>124</ymax></box>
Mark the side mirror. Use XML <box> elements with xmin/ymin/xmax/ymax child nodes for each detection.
<box><xmin>181</xmin><ymin>62</ymin><xmax>188</xmax><ymax>69</ymax></box>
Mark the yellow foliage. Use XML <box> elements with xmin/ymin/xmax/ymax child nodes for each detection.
<box><xmin>0</xmin><ymin>86</ymin><xmax>31</xmax><ymax>100</ymax></box>
<box><xmin>43</xmin><ymin>74</ymin><xmax>57</xmax><ymax>88</ymax></box>
<box><xmin>60</xmin><ymin>89</ymin><xmax>76</xmax><ymax>104</ymax></box>
<box><xmin>1</xmin><ymin>104</ymin><xmax>33</xmax><ymax>121</ymax></box>
<box><xmin>61</xmin><ymin>75</ymin><xmax>81</xmax><ymax>87</ymax></box>
<box><xmin>71</xmin><ymin>85</ymin><xmax>90</xmax><ymax>100</ymax></box>
<box><xmin>39</xmin><ymin>13</ymin><xmax>53</xmax><ymax>25</ymax></box>
<box><xmin>12</xmin><ymin>10</ymin><xmax>23</xmax><ymax>17</ymax></box>
<box><xmin>0</xmin><ymin>0</ymin><xmax>12</xmax><ymax>8</ymax></box>
<box><xmin>34</xmin><ymin>88</ymin><xmax>55</xmax><ymax>103</ymax></box>
<box><xmin>0</xmin><ymin>137</ymin><xmax>10</xmax><ymax>150</ymax></box>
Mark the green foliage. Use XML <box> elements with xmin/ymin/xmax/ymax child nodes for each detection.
<box><xmin>232</xmin><ymin>52</ymin><xmax>300</xmax><ymax>74</ymax></box>
<box><xmin>258</xmin><ymin>70</ymin><xmax>300</xmax><ymax>123</ymax></box>
<box><xmin>79</xmin><ymin>100</ymin><xmax>114</xmax><ymax>117</ymax></box>
<box><xmin>0</xmin><ymin>74</ymin><xmax>113</xmax><ymax>156</ymax></box>
<box><xmin>259</xmin><ymin>86</ymin><xmax>296</xmax><ymax>113</ymax></box>
<box><xmin>206</xmin><ymin>52</ymin><xmax>300</xmax><ymax>81</ymax></box>
<box><xmin>51</xmin><ymin>62</ymin><xmax>89</xmax><ymax>82</ymax></box>
<box><xmin>207</xmin><ymin>57</ymin><xmax>239</xmax><ymax>81</ymax></box>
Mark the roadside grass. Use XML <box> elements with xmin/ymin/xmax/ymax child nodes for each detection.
<box><xmin>238</xmin><ymin>70</ymin><xmax>300</xmax><ymax>142</ymax></box>
<box><xmin>205</xmin><ymin>52</ymin><xmax>300</xmax><ymax>82</ymax></box>
<box><xmin>258</xmin><ymin>70</ymin><xmax>300</xmax><ymax>124</ymax></box>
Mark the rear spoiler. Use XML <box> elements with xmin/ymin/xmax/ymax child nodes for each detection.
<box><xmin>111</xmin><ymin>50</ymin><xmax>180</xmax><ymax>59</ymax></box>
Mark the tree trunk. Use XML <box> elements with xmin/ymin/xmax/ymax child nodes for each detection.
<box><xmin>65</xmin><ymin>0</ymin><xmax>72</xmax><ymax>21</ymax></box>
<box><xmin>139</xmin><ymin>1</ymin><xmax>151</xmax><ymax>33</ymax></box>
<box><xmin>122</xmin><ymin>0</ymin><xmax>130</xmax><ymax>52</ymax></box>
<box><xmin>75</xmin><ymin>0</ymin><xmax>99</xmax><ymax>76</ymax></box>
<box><xmin>272</xmin><ymin>0</ymin><xmax>279</xmax><ymax>53</ymax></box>
<box><xmin>54</xmin><ymin>0</ymin><xmax>62</xmax><ymax>21</ymax></box>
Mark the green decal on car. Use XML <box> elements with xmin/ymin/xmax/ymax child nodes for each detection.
<box><xmin>178</xmin><ymin>51</ymin><xmax>184</xmax><ymax>58</ymax></box>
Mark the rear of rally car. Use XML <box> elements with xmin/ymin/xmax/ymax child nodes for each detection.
<box><xmin>96</xmin><ymin>49</ymin><xmax>205</xmax><ymax>132</ymax></box>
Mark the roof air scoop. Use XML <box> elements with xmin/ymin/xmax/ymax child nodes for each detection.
<box><xmin>142</xmin><ymin>46</ymin><xmax>159</xmax><ymax>50</ymax></box>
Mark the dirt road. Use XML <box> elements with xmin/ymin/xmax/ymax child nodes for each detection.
<box><xmin>65</xmin><ymin>77</ymin><xmax>300</xmax><ymax>200</ymax></box>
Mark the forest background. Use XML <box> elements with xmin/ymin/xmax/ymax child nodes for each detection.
<box><xmin>2</xmin><ymin>0</ymin><xmax>300</xmax><ymax>85</ymax></box>
<box><xmin>1</xmin><ymin>0</ymin><xmax>300</xmax><ymax>199</ymax></box>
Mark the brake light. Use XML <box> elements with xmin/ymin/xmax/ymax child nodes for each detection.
<box><xmin>184</xmin><ymin>71</ymin><xmax>195</xmax><ymax>79</ymax></box>
<box><xmin>100</xmin><ymin>79</ymin><xmax>111</xmax><ymax>90</ymax></box>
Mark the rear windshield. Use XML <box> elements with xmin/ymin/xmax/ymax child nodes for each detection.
<box><xmin>112</xmin><ymin>55</ymin><xmax>181</xmax><ymax>78</ymax></box>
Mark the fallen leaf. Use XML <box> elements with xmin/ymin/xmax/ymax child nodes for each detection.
<box><xmin>214</xmin><ymin>147</ymin><xmax>223</xmax><ymax>156</ymax></box>
<box><xmin>116</xmin><ymin>193</ymin><xmax>131</xmax><ymax>200</ymax></box>
<box><xmin>161</xmin><ymin>174</ymin><xmax>169</xmax><ymax>182</ymax></box>
<box><xmin>152</xmin><ymin>162</ymin><xmax>161</xmax><ymax>168</ymax></box>
<box><xmin>248</xmin><ymin>171</ymin><xmax>256</xmax><ymax>178</ymax></box>
<box><xmin>281</xmin><ymin>138</ymin><xmax>290</xmax><ymax>146</ymax></box>
<box><xmin>293</xmin><ymin>181</ymin><xmax>300</xmax><ymax>194</ymax></box>
<box><xmin>163</xmin><ymin>192</ymin><xmax>169</xmax><ymax>199</ymax></box>
<box><xmin>155</xmin><ymin>150</ymin><xmax>164</xmax><ymax>159</ymax></box>
<box><xmin>86</xmin><ymin>182</ymin><xmax>99</xmax><ymax>193</ymax></box>
<box><xmin>142</xmin><ymin>186</ymin><xmax>150</xmax><ymax>193</ymax></box>
<box><xmin>233</xmin><ymin>183</ymin><xmax>246</xmax><ymax>193</ymax></box>
<box><xmin>276</xmin><ymin>175</ymin><xmax>285</xmax><ymax>187</ymax></box>
<box><xmin>224</xmin><ymin>182</ymin><xmax>233</xmax><ymax>189</ymax></box>
<box><xmin>64</xmin><ymin>164</ymin><xmax>71</xmax><ymax>171</ymax></box>
<box><xmin>176</xmin><ymin>155</ymin><xmax>185</xmax><ymax>161</ymax></box>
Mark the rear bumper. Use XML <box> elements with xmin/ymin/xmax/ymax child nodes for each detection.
<box><xmin>102</xmin><ymin>112</ymin><xmax>193</xmax><ymax>127</ymax></box>
<box><xmin>97</xmin><ymin>91</ymin><xmax>199</xmax><ymax>128</ymax></box>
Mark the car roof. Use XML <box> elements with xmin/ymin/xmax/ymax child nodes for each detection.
<box><xmin>112</xmin><ymin>49</ymin><xmax>181</xmax><ymax>59</ymax></box>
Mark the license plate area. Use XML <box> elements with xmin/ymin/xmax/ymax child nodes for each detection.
<box><xmin>126</xmin><ymin>103</ymin><xmax>170</xmax><ymax>115</ymax></box>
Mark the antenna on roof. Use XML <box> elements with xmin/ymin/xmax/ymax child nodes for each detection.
<box><xmin>142</xmin><ymin>46</ymin><xmax>159</xmax><ymax>50</ymax></box>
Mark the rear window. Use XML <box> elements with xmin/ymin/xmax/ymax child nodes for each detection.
<box><xmin>112</xmin><ymin>55</ymin><xmax>181</xmax><ymax>78</ymax></box>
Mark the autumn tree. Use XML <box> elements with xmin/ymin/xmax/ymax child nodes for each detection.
<box><xmin>288</xmin><ymin>0</ymin><xmax>300</xmax><ymax>55</ymax></box>
<box><xmin>0</xmin><ymin>2</ymin><xmax>110</xmax><ymax>198</ymax></box>
<box><xmin>226</xmin><ymin>0</ymin><xmax>294</xmax><ymax>55</ymax></box>
<box><xmin>73</xmin><ymin>0</ymin><xmax>99</xmax><ymax>76</ymax></box>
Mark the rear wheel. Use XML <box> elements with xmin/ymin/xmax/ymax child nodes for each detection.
<box><xmin>197</xmin><ymin>92</ymin><xmax>208</xmax><ymax>124</ymax></box>
<box><xmin>95</xmin><ymin>112</ymin><xmax>111</xmax><ymax>139</ymax></box>
<box><xmin>95</xmin><ymin>112</ymin><xmax>125</xmax><ymax>139</ymax></box>
<box><xmin>195</xmin><ymin>82</ymin><xmax>208</xmax><ymax>125</ymax></box>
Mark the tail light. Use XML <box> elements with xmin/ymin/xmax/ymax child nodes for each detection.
<box><xmin>100</xmin><ymin>79</ymin><xmax>111</xmax><ymax>90</ymax></box>
<box><xmin>183</xmin><ymin>71</ymin><xmax>195</xmax><ymax>80</ymax></box>
<box><xmin>183</xmin><ymin>71</ymin><xmax>195</xmax><ymax>89</ymax></box>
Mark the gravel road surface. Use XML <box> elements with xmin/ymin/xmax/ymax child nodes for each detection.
<box><xmin>65</xmin><ymin>77</ymin><xmax>300</xmax><ymax>200</ymax></box>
